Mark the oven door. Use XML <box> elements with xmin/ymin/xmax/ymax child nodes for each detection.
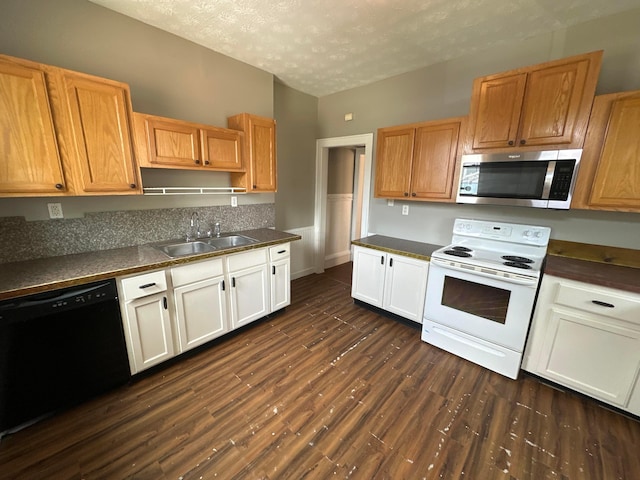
<box><xmin>423</xmin><ymin>259</ymin><xmax>538</xmax><ymax>352</ymax></box>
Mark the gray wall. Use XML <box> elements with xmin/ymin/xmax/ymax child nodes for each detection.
<box><xmin>273</xmin><ymin>81</ymin><xmax>318</xmax><ymax>230</ymax></box>
<box><xmin>328</xmin><ymin>148</ymin><xmax>355</xmax><ymax>195</ymax></box>
<box><xmin>316</xmin><ymin>8</ymin><xmax>640</xmax><ymax>249</ymax></box>
<box><xmin>0</xmin><ymin>0</ymin><xmax>275</xmax><ymax>221</ymax></box>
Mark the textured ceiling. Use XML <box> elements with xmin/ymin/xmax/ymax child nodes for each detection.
<box><xmin>90</xmin><ymin>0</ymin><xmax>640</xmax><ymax>97</ymax></box>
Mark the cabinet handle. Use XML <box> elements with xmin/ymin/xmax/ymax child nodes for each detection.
<box><xmin>508</xmin><ymin>140</ymin><xmax>514</xmax><ymax>146</ymax></box>
<box><xmin>272</xmin><ymin>265</ymin><xmax>276</xmax><ymax>275</ymax></box>
<box><xmin>389</xmin><ymin>258</ymin><xmax>393</xmax><ymax>267</ymax></box>
<box><xmin>195</xmin><ymin>159</ymin><xmax>201</xmax><ymax>165</ymax></box>
<box><xmin>163</xmin><ymin>296</ymin><xmax>167</xmax><ymax>309</ymax></box>
<box><xmin>204</xmin><ymin>160</ymin><xmax>210</xmax><ymax>165</ymax></box>
<box><xmin>222</xmin><ymin>280</ymin><xmax>225</xmax><ymax>291</ymax></box>
<box><xmin>380</xmin><ymin>255</ymin><xmax>384</xmax><ymax>265</ymax></box>
<box><xmin>55</xmin><ymin>183</ymin><xmax>64</xmax><ymax>189</ymax></box>
<box><xmin>130</xmin><ymin>183</ymin><xmax>136</xmax><ymax>189</ymax></box>
<box><xmin>520</xmin><ymin>139</ymin><xmax>526</xmax><ymax>145</ymax></box>
<box><xmin>403</xmin><ymin>192</ymin><xmax>409</xmax><ymax>197</ymax></box>
<box><xmin>591</xmin><ymin>300</ymin><xmax>615</xmax><ymax>308</ymax></box>
<box><xmin>232</xmin><ymin>277</ymin><xmax>236</xmax><ymax>288</ymax></box>
<box><xmin>411</xmin><ymin>192</ymin><xmax>416</xmax><ymax>197</ymax></box>
<box><xmin>139</xmin><ymin>282</ymin><xmax>156</xmax><ymax>289</ymax></box>
<box><xmin>277</xmin><ymin>250</ymin><xmax>286</xmax><ymax>254</ymax></box>
<box><xmin>253</xmin><ymin>184</ymin><xmax>257</xmax><ymax>189</ymax></box>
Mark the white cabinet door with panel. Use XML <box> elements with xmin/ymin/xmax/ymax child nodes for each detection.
<box><xmin>118</xmin><ymin>270</ymin><xmax>174</xmax><ymax>374</ymax></box>
<box><xmin>352</xmin><ymin>245</ymin><xmax>429</xmax><ymax>323</ymax></box>
<box><xmin>226</xmin><ymin>248</ymin><xmax>269</xmax><ymax>329</ymax></box>
<box><xmin>523</xmin><ymin>275</ymin><xmax>640</xmax><ymax>412</ymax></box>
<box><xmin>171</xmin><ymin>258</ymin><xmax>228</xmax><ymax>353</ymax></box>
<box><xmin>269</xmin><ymin>243</ymin><xmax>291</xmax><ymax>312</ymax></box>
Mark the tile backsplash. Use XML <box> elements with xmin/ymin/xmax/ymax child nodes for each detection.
<box><xmin>0</xmin><ymin>204</ymin><xmax>275</xmax><ymax>264</ymax></box>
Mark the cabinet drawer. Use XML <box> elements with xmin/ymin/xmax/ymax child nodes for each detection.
<box><xmin>555</xmin><ymin>281</ymin><xmax>640</xmax><ymax>326</ymax></box>
<box><xmin>119</xmin><ymin>270</ymin><xmax>167</xmax><ymax>301</ymax></box>
<box><xmin>171</xmin><ymin>257</ymin><xmax>224</xmax><ymax>287</ymax></box>
<box><xmin>269</xmin><ymin>243</ymin><xmax>290</xmax><ymax>261</ymax></box>
<box><xmin>227</xmin><ymin>248</ymin><xmax>267</xmax><ymax>271</ymax></box>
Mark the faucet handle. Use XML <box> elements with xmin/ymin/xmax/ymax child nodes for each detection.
<box><xmin>214</xmin><ymin>222</ymin><xmax>221</xmax><ymax>237</ymax></box>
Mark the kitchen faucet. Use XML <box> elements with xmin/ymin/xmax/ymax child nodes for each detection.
<box><xmin>187</xmin><ymin>212</ymin><xmax>200</xmax><ymax>241</ymax></box>
<box><xmin>214</xmin><ymin>221</ymin><xmax>221</xmax><ymax>237</ymax></box>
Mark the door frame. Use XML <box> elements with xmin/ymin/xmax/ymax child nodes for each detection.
<box><xmin>314</xmin><ymin>133</ymin><xmax>373</xmax><ymax>274</ymax></box>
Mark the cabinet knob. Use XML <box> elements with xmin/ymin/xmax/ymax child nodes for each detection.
<box><xmin>508</xmin><ymin>140</ymin><xmax>514</xmax><ymax>146</ymax></box>
<box><xmin>520</xmin><ymin>139</ymin><xmax>526</xmax><ymax>145</ymax></box>
<box><xmin>404</xmin><ymin>192</ymin><xmax>409</xmax><ymax>197</ymax></box>
<box><xmin>411</xmin><ymin>192</ymin><xmax>416</xmax><ymax>197</ymax></box>
<box><xmin>55</xmin><ymin>183</ymin><xmax>63</xmax><ymax>189</ymax></box>
<box><xmin>130</xmin><ymin>183</ymin><xmax>136</xmax><ymax>189</ymax></box>
<box><xmin>253</xmin><ymin>185</ymin><xmax>257</xmax><ymax>189</ymax></box>
<box><xmin>195</xmin><ymin>159</ymin><xmax>201</xmax><ymax>165</ymax></box>
<box><xmin>204</xmin><ymin>160</ymin><xmax>210</xmax><ymax>165</ymax></box>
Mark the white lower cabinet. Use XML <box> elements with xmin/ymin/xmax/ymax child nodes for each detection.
<box><xmin>227</xmin><ymin>248</ymin><xmax>270</xmax><ymax>329</ymax></box>
<box><xmin>270</xmin><ymin>243</ymin><xmax>291</xmax><ymax>312</ymax></box>
<box><xmin>118</xmin><ymin>270</ymin><xmax>174</xmax><ymax>374</ymax></box>
<box><xmin>118</xmin><ymin>243</ymin><xmax>290</xmax><ymax>374</ymax></box>
<box><xmin>171</xmin><ymin>258</ymin><xmax>228</xmax><ymax>353</ymax></box>
<box><xmin>523</xmin><ymin>275</ymin><xmax>640</xmax><ymax>414</ymax></box>
<box><xmin>352</xmin><ymin>245</ymin><xmax>429</xmax><ymax>323</ymax></box>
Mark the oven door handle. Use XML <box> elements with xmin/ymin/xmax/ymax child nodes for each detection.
<box><xmin>431</xmin><ymin>258</ymin><xmax>539</xmax><ymax>287</ymax></box>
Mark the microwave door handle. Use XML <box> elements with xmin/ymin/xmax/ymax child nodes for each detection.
<box><xmin>541</xmin><ymin>160</ymin><xmax>556</xmax><ymax>200</ymax></box>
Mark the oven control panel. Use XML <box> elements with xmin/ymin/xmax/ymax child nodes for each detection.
<box><xmin>453</xmin><ymin>218</ymin><xmax>550</xmax><ymax>246</ymax></box>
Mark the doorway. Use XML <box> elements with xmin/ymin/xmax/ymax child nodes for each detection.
<box><xmin>314</xmin><ymin>134</ymin><xmax>373</xmax><ymax>274</ymax></box>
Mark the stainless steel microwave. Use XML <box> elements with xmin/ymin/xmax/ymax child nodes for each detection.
<box><xmin>456</xmin><ymin>149</ymin><xmax>582</xmax><ymax>209</ymax></box>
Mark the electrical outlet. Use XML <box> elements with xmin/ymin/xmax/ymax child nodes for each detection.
<box><xmin>47</xmin><ymin>203</ymin><xmax>64</xmax><ymax>219</ymax></box>
<box><xmin>402</xmin><ymin>205</ymin><xmax>409</xmax><ymax>216</ymax></box>
<box><xmin>231</xmin><ymin>196</ymin><xmax>238</xmax><ymax>207</ymax></box>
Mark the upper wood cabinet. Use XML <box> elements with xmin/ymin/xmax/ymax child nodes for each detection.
<box><xmin>227</xmin><ymin>113</ymin><xmax>277</xmax><ymax>192</ymax></box>
<box><xmin>465</xmin><ymin>51</ymin><xmax>603</xmax><ymax>153</ymax></box>
<box><xmin>133</xmin><ymin>113</ymin><xmax>244</xmax><ymax>172</ymax></box>
<box><xmin>0</xmin><ymin>54</ymin><xmax>141</xmax><ymax>197</ymax></box>
<box><xmin>374</xmin><ymin>117</ymin><xmax>466</xmax><ymax>201</ymax></box>
<box><xmin>572</xmin><ymin>90</ymin><xmax>640</xmax><ymax>211</ymax></box>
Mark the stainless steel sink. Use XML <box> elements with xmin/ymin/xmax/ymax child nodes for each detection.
<box><xmin>207</xmin><ymin>235</ymin><xmax>258</xmax><ymax>249</ymax></box>
<box><xmin>155</xmin><ymin>241</ymin><xmax>217</xmax><ymax>258</ymax></box>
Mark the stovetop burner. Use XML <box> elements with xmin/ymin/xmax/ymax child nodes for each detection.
<box><xmin>501</xmin><ymin>255</ymin><xmax>534</xmax><ymax>263</ymax></box>
<box><xmin>503</xmin><ymin>261</ymin><xmax>532</xmax><ymax>270</ymax></box>
<box><xmin>452</xmin><ymin>246</ymin><xmax>472</xmax><ymax>252</ymax></box>
<box><xmin>443</xmin><ymin>249</ymin><xmax>472</xmax><ymax>258</ymax></box>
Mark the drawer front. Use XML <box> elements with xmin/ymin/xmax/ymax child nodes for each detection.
<box><xmin>171</xmin><ymin>257</ymin><xmax>224</xmax><ymax>287</ymax></box>
<box><xmin>269</xmin><ymin>243</ymin><xmax>290</xmax><ymax>261</ymax></box>
<box><xmin>120</xmin><ymin>270</ymin><xmax>167</xmax><ymax>301</ymax></box>
<box><xmin>227</xmin><ymin>248</ymin><xmax>267</xmax><ymax>272</ymax></box>
<box><xmin>555</xmin><ymin>280</ymin><xmax>640</xmax><ymax>326</ymax></box>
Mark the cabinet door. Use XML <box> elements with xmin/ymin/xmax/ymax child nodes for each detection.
<box><xmin>374</xmin><ymin>126</ymin><xmax>414</xmax><ymax>198</ymax></box>
<box><xmin>62</xmin><ymin>72</ymin><xmax>140</xmax><ymax>194</ymax></box>
<box><xmin>411</xmin><ymin>121</ymin><xmax>461</xmax><ymax>200</ymax></box>
<box><xmin>470</xmin><ymin>73</ymin><xmax>527</xmax><ymax>150</ymax></box>
<box><xmin>201</xmin><ymin>127</ymin><xmax>243</xmax><ymax>171</ymax></box>
<box><xmin>270</xmin><ymin>258</ymin><xmax>291</xmax><ymax>312</ymax></box>
<box><xmin>228</xmin><ymin>264</ymin><xmax>269</xmax><ymax>329</ymax></box>
<box><xmin>351</xmin><ymin>246</ymin><xmax>386</xmax><ymax>308</ymax></box>
<box><xmin>383</xmin><ymin>255</ymin><xmax>429</xmax><ymax>323</ymax></box>
<box><xmin>143</xmin><ymin>115</ymin><xmax>202</xmax><ymax>168</ymax></box>
<box><xmin>0</xmin><ymin>59</ymin><xmax>67</xmax><ymax>195</ymax></box>
<box><xmin>173</xmin><ymin>276</ymin><xmax>227</xmax><ymax>352</ymax></box>
<box><xmin>249</xmin><ymin>115</ymin><xmax>277</xmax><ymax>191</ymax></box>
<box><xmin>536</xmin><ymin>308</ymin><xmax>640</xmax><ymax>407</ymax></box>
<box><xmin>518</xmin><ymin>57</ymin><xmax>591</xmax><ymax>147</ymax></box>
<box><xmin>123</xmin><ymin>293</ymin><xmax>174</xmax><ymax>374</ymax></box>
<box><xmin>588</xmin><ymin>95</ymin><xmax>640</xmax><ymax>208</ymax></box>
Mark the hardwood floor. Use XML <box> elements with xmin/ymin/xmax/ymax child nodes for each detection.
<box><xmin>1</xmin><ymin>262</ymin><xmax>639</xmax><ymax>479</ymax></box>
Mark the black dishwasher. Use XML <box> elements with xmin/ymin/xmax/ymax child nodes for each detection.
<box><xmin>0</xmin><ymin>279</ymin><xmax>131</xmax><ymax>434</ymax></box>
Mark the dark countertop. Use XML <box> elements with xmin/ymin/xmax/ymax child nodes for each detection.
<box><xmin>544</xmin><ymin>255</ymin><xmax>640</xmax><ymax>295</ymax></box>
<box><xmin>0</xmin><ymin>229</ymin><xmax>300</xmax><ymax>300</ymax></box>
<box><xmin>352</xmin><ymin>235</ymin><xmax>442</xmax><ymax>262</ymax></box>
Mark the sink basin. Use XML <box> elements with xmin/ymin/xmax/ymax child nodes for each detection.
<box><xmin>207</xmin><ymin>235</ymin><xmax>258</xmax><ymax>249</ymax></box>
<box><xmin>156</xmin><ymin>241</ymin><xmax>216</xmax><ymax>258</ymax></box>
